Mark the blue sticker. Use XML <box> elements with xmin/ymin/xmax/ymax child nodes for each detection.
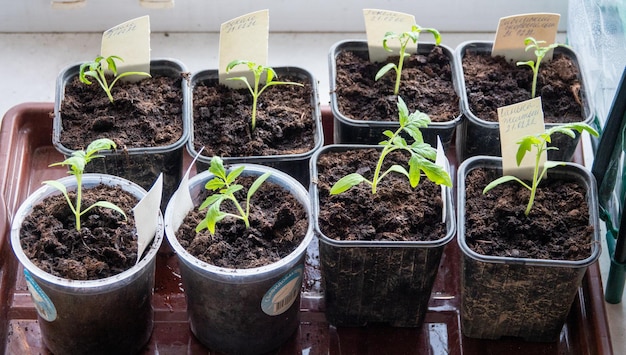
<box><xmin>261</xmin><ymin>265</ymin><xmax>303</xmax><ymax>316</ymax></box>
<box><xmin>24</xmin><ymin>269</ymin><xmax>57</xmax><ymax>322</ymax></box>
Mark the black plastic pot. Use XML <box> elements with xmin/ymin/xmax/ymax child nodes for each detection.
<box><xmin>53</xmin><ymin>58</ymin><xmax>190</xmax><ymax>211</ymax></box>
<box><xmin>456</xmin><ymin>156</ymin><xmax>601</xmax><ymax>342</ymax></box>
<box><xmin>456</xmin><ymin>41</ymin><xmax>594</xmax><ymax>161</ymax></box>
<box><xmin>188</xmin><ymin>67</ymin><xmax>322</xmax><ymax>188</ymax></box>
<box><xmin>329</xmin><ymin>40</ymin><xmax>463</xmax><ymax>149</ymax></box>
<box><xmin>310</xmin><ymin>144</ymin><xmax>455</xmax><ymax>327</ymax></box>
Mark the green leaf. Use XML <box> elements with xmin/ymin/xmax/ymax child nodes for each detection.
<box><xmin>88</xmin><ymin>201</ymin><xmax>127</xmax><ymax>219</ymax></box>
<box><xmin>43</xmin><ymin>180</ymin><xmax>68</xmax><ymax>195</ymax></box>
<box><xmin>420</xmin><ymin>159</ymin><xmax>452</xmax><ymax>187</ymax></box>
<box><xmin>220</xmin><ymin>184</ymin><xmax>243</xmax><ymax>196</ymax></box>
<box><xmin>247</xmin><ymin>172</ymin><xmax>271</xmax><ymax>201</ymax></box>
<box><xmin>483</xmin><ymin>175</ymin><xmax>528</xmax><ymax>194</ymax></box>
<box><xmin>205</xmin><ymin>177</ymin><xmax>226</xmax><ymax>191</ymax></box>
<box><xmin>375</xmin><ymin>63</ymin><xmax>396</xmax><ymax>81</ymax></box>
<box><xmin>407</xmin><ymin>157</ymin><xmax>421</xmax><ymax>187</ymax></box>
<box><xmin>205</xmin><ymin>203</ymin><xmax>227</xmax><ymax>234</ymax></box>
<box><xmin>226</xmin><ymin>59</ymin><xmax>249</xmax><ymax>72</ymax></box>
<box><xmin>198</xmin><ymin>194</ymin><xmax>224</xmax><ymax>210</ymax></box>
<box><xmin>225</xmin><ymin>166</ymin><xmax>245</xmax><ymax>185</ymax></box>
<box><xmin>330</xmin><ymin>173</ymin><xmax>366</xmax><ymax>195</ymax></box>
<box><xmin>87</xmin><ymin>138</ymin><xmax>116</xmax><ymax>154</ymax></box>
<box><xmin>209</xmin><ymin>157</ymin><xmax>227</xmax><ymax>180</ymax></box>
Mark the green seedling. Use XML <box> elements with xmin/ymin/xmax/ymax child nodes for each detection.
<box><xmin>483</xmin><ymin>123</ymin><xmax>599</xmax><ymax>216</ymax></box>
<box><xmin>226</xmin><ymin>60</ymin><xmax>304</xmax><ymax>132</ymax></box>
<box><xmin>516</xmin><ymin>37</ymin><xmax>570</xmax><ymax>99</ymax></box>
<box><xmin>79</xmin><ymin>55</ymin><xmax>151</xmax><ymax>103</ymax></box>
<box><xmin>375</xmin><ymin>24</ymin><xmax>441</xmax><ymax>95</ymax></box>
<box><xmin>43</xmin><ymin>138</ymin><xmax>127</xmax><ymax>231</ymax></box>
<box><xmin>196</xmin><ymin>156</ymin><xmax>271</xmax><ymax>234</ymax></box>
<box><xmin>330</xmin><ymin>96</ymin><xmax>452</xmax><ymax>195</ymax></box>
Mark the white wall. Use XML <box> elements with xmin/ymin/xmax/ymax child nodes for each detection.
<box><xmin>0</xmin><ymin>0</ymin><xmax>568</xmax><ymax>32</ymax></box>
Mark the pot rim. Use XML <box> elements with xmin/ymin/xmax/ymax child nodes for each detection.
<box><xmin>456</xmin><ymin>155</ymin><xmax>601</xmax><ymax>267</ymax></box>
<box><xmin>310</xmin><ymin>144</ymin><xmax>456</xmax><ymax>248</ymax></box>
<box><xmin>164</xmin><ymin>163</ymin><xmax>314</xmax><ymax>281</ymax></box>
<box><xmin>10</xmin><ymin>173</ymin><xmax>165</xmax><ymax>290</ymax></box>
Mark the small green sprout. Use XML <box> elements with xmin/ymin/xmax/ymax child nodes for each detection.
<box><xmin>483</xmin><ymin>123</ymin><xmax>599</xmax><ymax>216</ymax></box>
<box><xmin>43</xmin><ymin>138</ymin><xmax>127</xmax><ymax>231</ymax></box>
<box><xmin>79</xmin><ymin>55</ymin><xmax>152</xmax><ymax>103</ymax></box>
<box><xmin>330</xmin><ymin>96</ymin><xmax>452</xmax><ymax>195</ymax></box>
<box><xmin>516</xmin><ymin>37</ymin><xmax>571</xmax><ymax>99</ymax></box>
<box><xmin>375</xmin><ymin>24</ymin><xmax>442</xmax><ymax>95</ymax></box>
<box><xmin>225</xmin><ymin>60</ymin><xmax>304</xmax><ymax>132</ymax></box>
<box><xmin>196</xmin><ymin>156</ymin><xmax>271</xmax><ymax>234</ymax></box>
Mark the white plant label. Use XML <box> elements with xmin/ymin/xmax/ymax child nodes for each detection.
<box><xmin>497</xmin><ymin>97</ymin><xmax>546</xmax><ymax>180</ymax></box>
<box><xmin>261</xmin><ymin>265</ymin><xmax>303</xmax><ymax>316</ymax></box>
<box><xmin>363</xmin><ymin>9</ymin><xmax>416</xmax><ymax>63</ymax></box>
<box><xmin>435</xmin><ymin>137</ymin><xmax>450</xmax><ymax>223</ymax></box>
<box><xmin>492</xmin><ymin>13</ymin><xmax>560</xmax><ymax>62</ymax></box>
<box><xmin>167</xmin><ymin>150</ymin><xmax>203</xmax><ymax>234</ymax></box>
<box><xmin>133</xmin><ymin>173</ymin><xmax>163</xmax><ymax>264</ymax></box>
<box><xmin>101</xmin><ymin>15</ymin><xmax>151</xmax><ymax>81</ymax></box>
<box><xmin>218</xmin><ymin>10</ymin><xmax>269</xmax><ymax>89</ymax></box>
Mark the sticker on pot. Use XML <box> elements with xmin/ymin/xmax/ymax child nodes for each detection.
<box><xmin>24</xmin><ymin>269</ymin><xmax>57</xmax><ymax>322</ymax></box>
<box><xmin>261</xmin><ymin>265</ymin><xmax>303</xmax><ymax>316</ymax></box>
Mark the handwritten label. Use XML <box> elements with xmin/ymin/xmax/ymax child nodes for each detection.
<box><xmin>218</xmin><ymin>10</ymin><xmax>269</xmax><ymax>89</ymax></box>
<box><xmin>101</xmin><ymin>15</ymin><xmax>151</xmax><ymax>81</ymax></box>
<box><xmin>139</xmin><ymin>0</ymin><xmax>174</xmax><ymax>9</ymax></box>
<box><xmin>492</xmin><ymin>13</ymin><xmax>560</xmax><ymax>62</ymax></box>
<box><xmin>363</xmin><ymin>9</ymin><xmax>416</xmax><ymax>63</ymax></box>
<box><xmin>133</xmin><ymin>173</ymin><xmax>163</xmax><ymax>265</ymax></box>
<box><xmin>498</xmin><ymin>97</ymin><xmax>546</xmax><ymax>180</ymax></box>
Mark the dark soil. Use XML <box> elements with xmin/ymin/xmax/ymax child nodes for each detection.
<box><xmin>462</xmin><ymin>51</ymin><xmax>583</xmax><ymax>123</ymax></box>
<box><xmin>175</xmin><ymin>176</ymin><xmax>308</xmax><ymax>268</ymax></box>
<box><xmin>19</xmin><ymin>185</ymin><xmax>139</xmax><ymax>280</ymax></box>
<box><xmin>463</xmin><ymin>167</ymin><xmax>594</xmax><ymax>260</ymax></box>
<box><xmin>59</xmin><ymin>74</ymin><xmax>184</xmax><ymax>150</ymax></box>
<box><xmin>334</xmin><ymin>46</ymin><xmax>460</xmax><ymax>123</ymax></box>
<box><xmin>192</xmin><ymin>73</ymin><xmax>316</xmax><ymax>157</ymax></box>
<box><xmin>316</xmin><ymin>149</ymin><xmax>447</xmax><ymax>242</ymax></box>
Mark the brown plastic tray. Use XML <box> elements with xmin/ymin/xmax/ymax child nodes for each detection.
<box><xmin>0</xmin><ymin>103</ymin><xmax>613</xmax><ymax>354</ymax></box>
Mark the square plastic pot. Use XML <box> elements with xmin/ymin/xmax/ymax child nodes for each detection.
<box><xmin>329</xmin><ymin>40</ymin><xmax>463</xmax><ymax>149</ymax></box>
<box><xmin>310</xmin><ymin>144</ymin><xmax>455</xmax><ymax>327</ymax></box>
<box><xmin>456</xmin><ymin>41</ymin><xmax>594</xmax><ymax>161</ymax></box>
<box><xmin>53</xmin><ymin>58</ymin><xmax>190</xmax><ymax>211</ymax></box>
<box><xmin>456</xmin><ymin>156</ymin><xmax>601</xmax><ymax>342</ymax></box>
<box><xmin>188</xmin><ymin>67</ymin><xmax>323</xmax><ymax>188</ymax></box>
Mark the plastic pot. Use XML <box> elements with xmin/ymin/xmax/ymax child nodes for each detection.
<box><xmin>456</xmin><ymin>41</ymin><xmax>594</xmax><ymax>161</ymax></box>
<box><xmin>310</xmin><ymin>144</ymin><xmax>455</xmax><ymax>327</ymax></box>
<box><xmin>329</xmin><ymin>40</ymin><xmax>463</xmax><ymax>148</ymax></box>
<box><xmin>188</xmin><ymin>67</ymin><xmax>323</xmax><ymax>188</ymax></box>
<box><xmin>10</xmin><ymin>174</ymin><xmax>164</xmax><ymax>355</ymax></box>
<box><xmin>456</xmin><ymin>156</ymin><xmax>601</xmax><ymax>341</ymax></box>
<box><xmin>53</xmin><ymin>58</ymin><xmax>190</xmax><ymax>210</ymax></box>
<box><xmin>164</xmin><ymin>164</ymin><xmax>313</xmax><ymax>354</ymax></box>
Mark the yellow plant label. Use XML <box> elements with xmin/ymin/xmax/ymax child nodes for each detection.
<box><xmin>492</xmin><ymin>13</ymin><xmax>560</xmax><ymax>62</ymax></box>
<box><xmin>497</xmin><ymin>97</ymin><xmax>546</xmax><ymax>180</ymax></box>
<box><xmin>100</xmin><ymin>15</ymin><xmax>151</xmax><ymax>81</ymax></box>
<box><xmin>218</xmin><ymin>9</ymin><xmax>270</xmax><ymax>89</ymax></box>
<box><xmin>363</xmin><ymin>9</ymin><xmax>416</xmax><ymax>63</ymax></box>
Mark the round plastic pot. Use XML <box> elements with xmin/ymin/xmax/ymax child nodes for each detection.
<box><xmin>328</xmin><ymin>40</ymin><xmax>463</xmax><ymax>149</ymax></box>
<box><xmin>164</xmin><ymin>165</ymin><xmax>314</xmax><ymax>354</ymax></box>
<box><xmin>455</xmin><ymin>41</ymin><xmax>594</xmax><ymax>161</ymax></box>
<box><xmin>188</xmin><ymin>67</ymin><xmax>323</xmax><ymax>188</ymax></box>
<box><xmin>53</xmin><ymin>58</ymin><xmax>190</xmax><ymax>211</ymax></box>
<box><xmin>310</xmin><ymin>144</ymin><xmax>456</xmax><ymax>327</ymax></box>
<box><xmin>10</xmin><ymin>174</ymin><xmax>164</xmax><ymax>355</ymax></box>
<box><xmin>456</xmin><ymin>156</ymin><xmax>601</xmax><ymax>342</ymax></box>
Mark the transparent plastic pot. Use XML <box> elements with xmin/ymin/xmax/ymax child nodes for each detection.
<box><xmin>456</xmin><ymin>156</ymin><xmax>601</xmax><ymax>341</ymax></box>
<box><xmin>10</xmin><ymin>174</ymin><xmax>164</xmax><ymax>355</ymax></box>
<box><xmin>164</xmin><ymin>164</ymin><xmax>313</xmax><ymax>354</ymax></box>
<box><xmin>310</xmin><ymin>144</ymin><xmax>456</xmax><ymax>327</ymax></box>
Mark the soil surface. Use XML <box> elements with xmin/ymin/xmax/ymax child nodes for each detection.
<box><xmin>192</xmin><ymin>73</ymin><xmax>316</xmax><ymax>157</ymax></box>
<box><xmin>175</xmin><ymin>176</ymin><xmax>308</xmax><ymax>268</ymax></box>
<box><xmin>59</xmin><ymin>74</ymin><xmax>184</xmax><ymax>150</ymax></box>
<box><xmin>19</xmin><ymin>185</ymin><xmax>139</xmax><ymax>280</ymax></box>
<box><xmin>462</xmin><ymin>51</ymin><xmax>584</xmax><ymax>123</ymax></box>
<box><xmin>334</xmin><ymin>46</ymin><xmax>460</xmax><ymax>123</ymax></box>
<box><xmin>463</xmin><ymin>167</ymin><xmax>594</xmax><ymax>260</ymax></box>
<box><xmin>316</xmin><ymin>149</ymin><xmax>447</xmax><ymax>242</ymax></box>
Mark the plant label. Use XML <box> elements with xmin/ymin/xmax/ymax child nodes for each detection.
<box><xmin>219</xmin><ymin>9</ymin><xmax>269</xmax><ymax>89</ymax></box>
<box><xmin>101</xmin><ymin>15</ymin><xmax>151</xmax><ymax>81</ymax></box>
<box><xmin>492</xmin><ymin>13</ymin><xmax>560</xmax><ymax>62</ymax></box>
<box><xmin>133</xmin><ymin>173</ymin><xmax>163</xmax><ymax>264</ymax></box>
<box><xmin>167</xmin><ymin>150</ymin><xmax>203</xmax><ymax>233</ymax></box>
<box><xmin>363</xmin><ymin>9</ymin><xmax>416</xmax><ymax>63</ymax></box>
<box><xmin>498</xmin><ymin>97</ymin><xmax>546</xmax><ymax>180</ymax></box>
<box><xmin>435</xmin><ymin>137</ymin><xmax>450</xmax><ymax>223</ymax></box>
